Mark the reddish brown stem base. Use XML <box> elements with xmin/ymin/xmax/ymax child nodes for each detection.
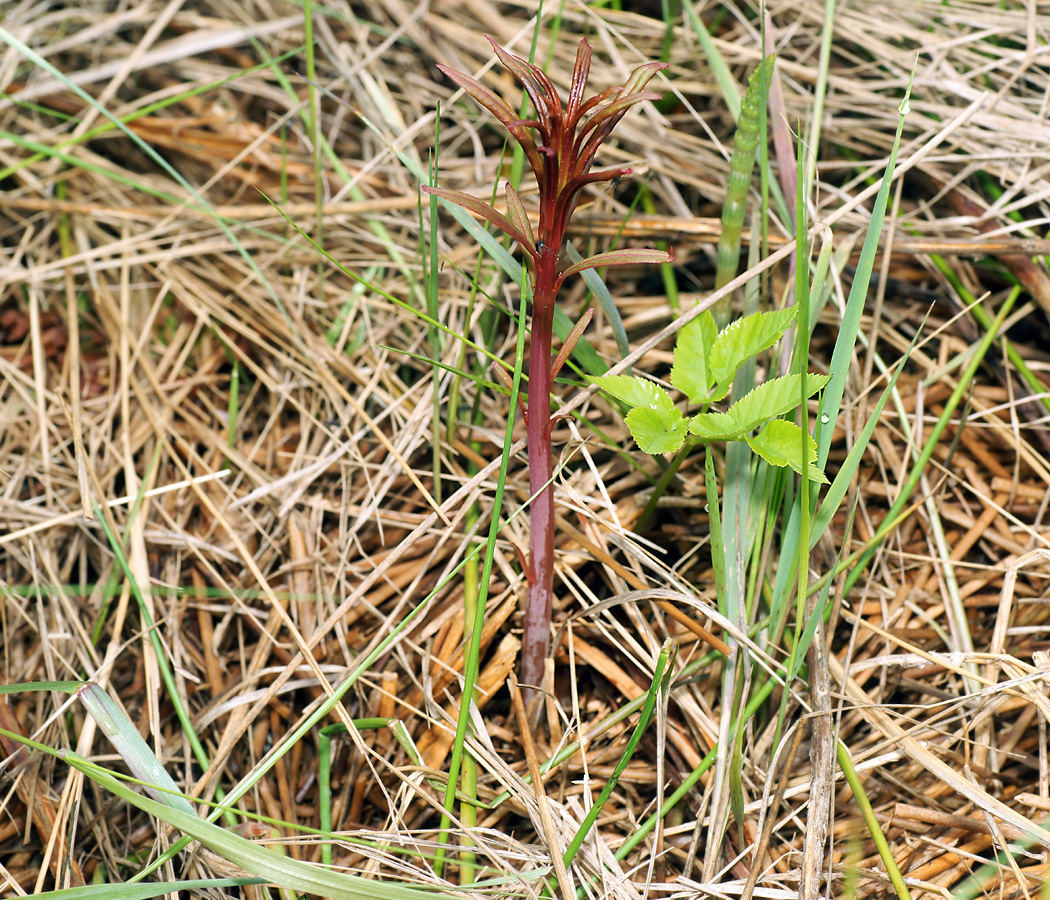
<box><xmin>520</xmin><ymin>258</ymin><xmax>558</xmax><ymax>696</ymax></box>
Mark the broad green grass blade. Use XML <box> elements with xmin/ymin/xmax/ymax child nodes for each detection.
<box><xmin>62</xmin><ymin>752</ymin><xmax>463</xmax><ymax>900</ymax></box>
<box><xmin>0</xmin><ymin>681</ymin><xmax>82</xmax><ymax>694</ymax></box>
<box><xmin>77</xmin><ymin>684</ymin><xmax>195</xmax><ymax>815</ymax></box>
<box><xmin>705</xmin><ymin>451</ymin><xmax>727</xmax><ymax>610</ymax></box>
<box><xmin>128</xmin><ymin>511</ymin><xmax>507</xmax><ymax>882</ymax></box>
<box><xmin>615</xmin><ymin>657</ymin><xmax>791</xmax><ymax>872</ymax></box>
<box><xmin>704</xmin><ymin>379</ymin><xmax>757</xmax><ymax>874</ymax></box>
<box><xmin>92</xmin><ymin>502</ymin><xmax>217</xmax><ymax>783</ymax></box>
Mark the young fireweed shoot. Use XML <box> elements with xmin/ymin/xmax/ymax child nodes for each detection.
<box><xmin>424</xmin><ymin>37</ymin><xmax>673</xmax><ymax>693</ymax></box>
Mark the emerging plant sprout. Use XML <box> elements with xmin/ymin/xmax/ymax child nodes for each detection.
<box><xmin>424</xmin><ymin>38</ymin><xmax>672</xmax><ymax>691</ymax></box>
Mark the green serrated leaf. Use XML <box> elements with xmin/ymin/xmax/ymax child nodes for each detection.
<box><xmin>709</xmin><ymin>306</ymin><xmax>797</xmax><ymax>391</ymax></box>
<box><xmin>625</xmin><ymin>407</ymin><xmax>688</xmax><ymax>455</ymax></box>
<box><xmin>704</xmin><ymin>380</ymin><xmax>734</xmax><ymax>404</ymax></box>
<box><xmin>746</xmin><ymin>419</ymin><xmax>828</xmax><ymax>483</ymax></box>
<box><xmin>687</xmin><ymin>374</ymin><xmax>830</xmax><ymax>442</ymax></box>
<box><xmin>593</xmin><ymin>374</ymin><xmax>675</xmax><ymax>413</ymax></box>
<box><xmin>686</xmin><ymin>410</ymin><xmax>744</xmax><ymax>442</ymax></box>
<box><xmin>724</xmin><ymin>373</ymin><xmax>830</xmax><ymax>434</ymax></box>
<box><xmin>670</xmin><ymin>311</ymin><xmax>717</xmax><ymax>404</ymax></box>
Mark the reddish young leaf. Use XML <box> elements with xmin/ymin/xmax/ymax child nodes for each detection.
<box><xmin>568</xmin><ymin>166</ymin><xmax>633</xmax><ymax>192</ymax></box>
<box><xmin>437</xmin><ymin>64</ymin><xmax>516</xmax><ymax>128</ymax></box>
<box><xmin>504</xmin><ymin>182</ymin><xmax>537</xmax><ymax>255</ymax></box>
<box><xmin>574</xmin><ymin>91</ymin><xmax>664</xmax><ymax>168</ymax></box>
<box><xmin>622</xmin><ymin>61</ymin><xmax>669</xmax><ymax>97</ymax></box>
<box><xmin>550</xmin><ymin>306</ymin><xmax>594</xmax><ymax>381</ymax></box>
<box><xmin>556</xmin><ymin>247</ymin><xmax>674</xmax><ymax>287</ymax></box>
<box><xmin>422</xmin><ymin>184</ymin><xmax>534</xmax><ymax>254</ymax></box>
<box><xmin>577</xmin><ymin>91</ymin><xmax>664</xmax><ymax>140</ymax></box>
<box><xmin>573</xmin><ymin>85</ymin><xmax>622</xmax><ymax>124</ymax></box>
<box><xmin>438</xmin><ymin>64</ymin><xmax>542</xmax><ymax>175</ymax></box>
<box><xmin>565</xmin><ymin>39</ymin><xmax>593</xmax><ymax>126</ymax></box>
<box><xmin>485</xmin><ymin>36</ymin><xmax>559</xmax><ymax>128</ymax></box>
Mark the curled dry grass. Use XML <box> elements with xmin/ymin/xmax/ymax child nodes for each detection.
<box><xmin>1</xmin><ymin>0</ymin><xmax>1049</xmax><ymax>897</ymax></box>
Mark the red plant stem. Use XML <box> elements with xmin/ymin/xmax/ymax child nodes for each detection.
<box><xmin>521</xmin><ymin>245</ymin><xmax>559</xmax><ymax>692</ymax></box>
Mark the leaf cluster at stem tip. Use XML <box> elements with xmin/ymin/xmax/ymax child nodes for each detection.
<box><xmin>422</xmin><ymin>35</ymin><xmax>674</xmax><ymax>292</ymax></box>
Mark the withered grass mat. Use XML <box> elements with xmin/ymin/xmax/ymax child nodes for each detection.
<box><xmin>1</xmin><ymin>1</ymin><xmax>1049</xmax><ymax>898</ymax></box>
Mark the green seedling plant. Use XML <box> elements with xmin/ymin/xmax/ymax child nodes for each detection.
<box><xmin>594</xmin><ymin>305</ymin><xmax>829</xmax><ymax>483</ymax></box>
<box><xmin>424</xmin><ymin>37</ymin><xmax>672</xmax><ymax>690</ymax></box>
<box><xmin>633</xmin><ymin>56</ymin><xmax>774</xmax><ymax>532</ymax></box>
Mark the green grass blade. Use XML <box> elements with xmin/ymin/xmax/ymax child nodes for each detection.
<box><xmin>683</xmin><ymin>3</ymin><xmax>740</xmax><ymax>118</ymax></box>
<box><xmin>0</xmin><ymin>25</ymin><xmax>350</xmax><ymax>410</ymax></box>
<box><xmin>62</xmin><ymin>752</ymin><xmax>462</xmax><ymax>900</ymax></box>
<box><xmin>815</xmin><ymin>83</ymin><xmax>913</xmax><ymax>468</ymax></box>
<box><xmin>427</xmin><ymin>113</ymin><xmax>445</xmax><ymax>503</ymax></box>
<box><xmin>0</xmin><ymin>48</ymin><xmax>303</xmax><ymax>184</ymax></box>
<box><xmin>77</xmin><ymin>684</ymin><xmax>196</xmax><ymax>815</ymax></box>
<box><xmin>803</xmin><ymin>0</ymin><xmax>839</xmax><ymax>196</ymax></box>
<box><xmin>90</xmin><ymin>500</ymin><xmax>227</xmax><ymax>814</ymax></box>
<box><xmin>837</xmin><ymin>742</ymin><xmax>913</xmax><ymax>900</ymax></box>
<box><xmin>613</xmin><ymin>661</ymin><xmax>789</xmax><ymax>871</ymax></box>
<box><xmin>0</xmin><ymin>681</ymin><xmax>82</xmax><ymax>694</ymax></box>
<box><xmin>129</xmin><ymin>510</ymin><xmax>507</xmax><ymax>882</ymax></box>
<box><xmin>811</xmin><ymin>317</ymin><xmax>925</xmax><ymax>542</ymax></box>
<box><xmin>930</xmin><ymin>254</ymin><xmax>1050</xmax><ymax>417</ymax></box>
